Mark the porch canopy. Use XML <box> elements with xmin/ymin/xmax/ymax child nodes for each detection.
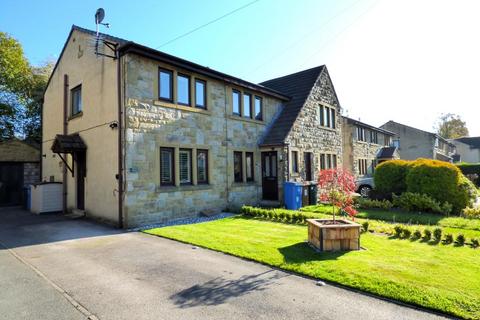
<box><xmin>51</xmin><ymin>134</ymin><xmax>87</xmax><ymax>176</ymax></box>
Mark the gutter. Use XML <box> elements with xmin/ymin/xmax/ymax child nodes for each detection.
<box><xmin>117</xmin><ymin>55</ymin><xmax>124</xmax><ymax>228</ymax></box>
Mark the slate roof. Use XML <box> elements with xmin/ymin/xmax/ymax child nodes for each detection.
<box><xmin>377</xmin><ymin>146</ymin><xmax>398</xmax><ymax>159</ymax></box>
<box><xmin>454</xmin><ymin>136</ymin><xmax>480</xmax><ymax>149</ymax></box>
<box><xmin>344</xmin><ymin>117</ymin><xmax>395</xmax><ymax>136</ymax></box>
<box><xmin>51</xmin><ymin>134</ymin><xmax>87</xmax><ymax>153</ymax></box>
<box><xmin>259</xmin><ymin>66</ymin><xmax>325</xmax><ymax>146</ymax></box>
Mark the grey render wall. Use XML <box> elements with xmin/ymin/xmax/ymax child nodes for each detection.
<box><xmin>452</xmin><ymin>140</ymin><xmax>480</xmax><ymax>163</ymax></box>
<box><xmin>284</xmin><ymin>69</ymin><xmax>343</xmax><ymax>184</ymax></box>
<box><xmin>381</xmin><ymin>122</ymin><xmax>434</xmax><ymax>160</ymax></box>
<box><xmin>122</xmin><ymin>53</ymin><xmax>284</xmax><ymax>227</ymax></box>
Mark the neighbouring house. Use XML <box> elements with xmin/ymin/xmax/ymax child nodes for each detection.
<box><xmin>450</xmin><ymin>137</ymin><xmax>480</xmax><ymax>163</ymax></box>
<box><xmin>0</xmin><ymin>139</ymin><xmax>40</xmax><ymax>206</ymax></box>
<box><xmin>380</xmin><ymin>121</ymin><xmax>456</xmax><ymax>162</ymax></box>
<box><xmin>342</xmin><ymin>117</ymin><xmax>398</xmax><ymax>177</ymax></box>
<box><xmin>41</xmin><ymin>26</ymin><xmax>343</xmax><ymax>227</ymax></box>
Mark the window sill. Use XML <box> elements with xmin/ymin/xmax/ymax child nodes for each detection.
<box><xmin>232</xmin><ymin>181</ymin><xmax>258</xmax><ymax>187</ymax></box>
<box><xmin>156</xmin><ymin>184</ymin><xmax>213</xmax><ymax>193</ymax></box>
<box><xmin>68</xmin><ymin>111</ymin><xmax>83</xmax><ymax>121</ymax></box>
<box><xmin>318</xmin><ymin>126</ymin><xmax>337</xmax><ymax>133</ymax></box>
<box><xmin>228</xmin><ymin>115</ymin><xmax>265</xmax><ymax>125</ymax></box>
<box><xmin>153</xmin><ymin>100</ymin><xmax>211</xmax><ymax>115</ymax></box>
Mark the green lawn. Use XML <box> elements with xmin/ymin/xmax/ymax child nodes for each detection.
<box><xmin>145</xmin><ymin>216</ymin><xmax>480</xmax><ymax>319</ymax></box>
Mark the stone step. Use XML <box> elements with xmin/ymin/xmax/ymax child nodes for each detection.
<box><xmin>65</xmin><ymin>209</ymin><xmax>86</xmax><ymax>219</ymax></box>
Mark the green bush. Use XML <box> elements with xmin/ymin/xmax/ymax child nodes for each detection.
<box><xmin>362</xmin><ymin>221</ymin><xmax>369</xmax><ymax>233</ymax></box>
<box><xmin>423</xmin><ymin>229</ymin><xmax>432</xmax><ymax>241</ymax></box>
<box><xmin>374</xmin><ymin>160</ymin><xmax>412</xmax><ymax>194</ymax></box>
<box><xmin>462</xmin><ymin>207</ymin><xmax>480</xmax><ymax>219</ymax></box>
<box><xmin>471</xmin><ymin>238</ymin><xmax>479</xmax><ymax>248</ymax></box>
<box><xmin>402</xmin><ymin>228</ymin><xmax>412</xmax><ymax>239</ymax></box>
<box><xmin>433</xmin><ymin>227</ymin><xmax>442</xmax><ymax>242</ymax></box>
<box><xmin>412</xmin><ymin>229</ymin><xmax>422</xmax><ymax>240</ymax></box>
<box><xmin>443</xmin><ymin>233</ymin><xmax>454</xmax><ymax>244</ymax></box>
<box><xmin>355</xmin><ymin>198</ymin><xmax>393</xmax><ymax>210</ymax></box>
<box><xmin>392</xmin><ymin>192</ymin><xmax>452</xmax><ymax>215</ymax></box>
<box><xmin>406</xmin><ymin>159</ymin><xmax>476</xmax><ymax>213</ymax></box>
<box><xmin>456</xmin><ymin>162</ymin><xmax>480</xmax><ymax>175</ymax></box>
<box><xmin>455</xmin><ymin>234</ymin><xmax>466</xmax><ymax>246</ymax></box>
<box><xmin>394</xmin><ymin>225</ymin><xmax>403</xmax><ymax>237</ymax></box>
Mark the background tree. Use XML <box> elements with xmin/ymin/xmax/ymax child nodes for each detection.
<box><xmin>435</xmin><ymin>113</ymin><xmax>469</xmax><ymax>139</ymax></box>
<box><xmin>0</xmin><ymin>31</ymin><xmax>52</xmax><ymax>142</ymax></box>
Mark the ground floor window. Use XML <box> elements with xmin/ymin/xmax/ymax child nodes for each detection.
<box><xmin>160</xmin><ymin>147</ymin><xmax>174</xmax><ymax>185</ymax></box>
<box><xmin>197</xmin><ymin>149</ymin><xmax>208</xmax><ymax>184</ymax></box>
<box><xmin>291</xmin><ymin>151</ymin><xmax>299</xmax><ymax>173</ymax></box>
<box><xmin>358</xmin><ymin>159</ymin><xmax>368</xmax><ymax>175</ymax></box>
<box><xmin>179</xmin><ymin>149</ymin><xmax>192</xmax><ymax>184</ymax></box>
<box><xmin>234</xmin><ymin>151</ymin><xmax>243</xmax><ymax>182</ymax></box>
<box><xmin>246</xmin><ymin>152</ymin><xmax>254</xmax><ymax>182</ymax></box>
<box><xmin>320</xmin><ymin>153</ymin><xmax>337</xmax><ymax>170</ymax></box>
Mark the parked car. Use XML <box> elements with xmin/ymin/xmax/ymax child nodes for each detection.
<box><xmin>355</xmin><ymin>176</ymin><xmax>374</xmax><ymax>197</ymax></box>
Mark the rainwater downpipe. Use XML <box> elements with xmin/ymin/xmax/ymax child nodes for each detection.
<box><xmin>116</xmin><ymin>54</ymin><xmax>124</xmax><ymax>228</ymax></box>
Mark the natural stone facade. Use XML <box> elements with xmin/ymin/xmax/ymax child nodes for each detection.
<box><xmin>123</xmin><ymin>54</ymin><xmax>284</xmax><ymax>227</ymax></box>
<box><xmin>284</xmin><ymin>69</ymin><xmax>343</xmax><ymax>184</ymax></box>
<box><xmin>343</xmin><ymin>117</ymin><xmax>395</xmax><ymax>177</ymax></box>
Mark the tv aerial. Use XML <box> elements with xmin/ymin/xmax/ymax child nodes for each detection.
<box><xmin>93</xmin><ymin>8</ymin><xmax>117</xmax><ymax>59</ymax></box>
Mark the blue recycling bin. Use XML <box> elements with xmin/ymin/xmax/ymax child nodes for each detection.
<box><xmin>284</xmin><ymin>182</ymin><xmax>303</xmax><ymax>210</ymax></box>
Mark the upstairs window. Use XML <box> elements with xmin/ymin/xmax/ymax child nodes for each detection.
<box><xmin>370</xmin><ymin>131</ymin><xmax>378</xmax><ymax>144</ymax></box>
<box><xmin>234</xmin><ymin>151</ymin><xmax>243</xmax><ymax>182</ymax></box>
<box><xmin>160</xmin><ymin>147</ymin><xmax>174</xmax><ymax>186</ymax></box>
<box><xmin>159</xmin><ymin>69</ymin><xmax>173</xmax><ymax>101</ymax></box>
<box><xmin>179</xmin><ymin>149</ymin><xmax>192</xmax><ymax>184</ymax></box>
<box><xmin>243</xmin><ymin>93</ymin><xmax>252</xmax><ymax>118</ymax></box>
<box><xmin>319</xmin><ymin>105</ymin><xmax>335</xmax><ymax>129</ymax></box>
<box><xmin>197</xmin><ymin>149</ymin><xmax>208</xmax><ymax>184</ymax></box>
<box><xmin>254</xmin><ymin>96</ymin><xmax>263</xmax><ymax>120</ymax></box>
<box><xmin>357</xmin><ymin>127</ymin><xmax>366</xmax><ymax>142</ymax></box>
<box><xmin>71</xmin><ymin>85</ymin><xmax>82</xmax><ymax>115</ymax></box>
<box><xmin>232</xmin><ymin>90</ymin><xmax>241</xmax><ymax>116</ymax></box>
<box><xmin>177</xmin><ymin>74</ymin><xmax>190</xmax><ymax>105</ymax></box>
<box><xmin>195</xmin><ymin>79</ymin><xmax>206</xmax><ymax>109</ymax></box>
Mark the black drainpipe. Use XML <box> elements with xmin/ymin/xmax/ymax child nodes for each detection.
<box><xmin>62</xmin><ymin>74</ymin><xmax>69</xmax><ymax>214</ymax></box>
<box><xmin>117</xmin><ymin>55</ymin><xmax>124</xmax><ymax>228</ymax></box>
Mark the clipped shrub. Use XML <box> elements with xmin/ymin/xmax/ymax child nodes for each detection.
<box><xmin>362</xmin><ymin>221</ymin><xmax>369</xmax><ymax>233</ymax></box>
<box><xmin>433</xmin><ymin>228</ymin><xmax>442</xmax><ymax>242</ymax></box>
<box><xmin>462</xmin><ymin>207</ymin><xmax>480</xmax><ymax>219</ymax></box>
<box><xmin>455</xmin><ymin>234</ymin><xmax>466</xmax><ymax>246</ymax></box>
<box><xmin>284</xmin><ymin>212</ymin><xmax>293</xmax><ymax>223</ymax></box>
<box><xmin>412</xmin><ymin>229</ymin><xmax>422</xmax><ymax>240</ymax></box>
<box><xmin>374</xmin><ymin>160</ymin><xmax>412</xmax><ymax>194</ymax></box>
<box><xmin>471</xmin><ymin>238</ymin><xmax>479</xmax><ymax>248</ymax></box>
<box><xmin>406</xmin><ymin>159</ymin><xmax>477</xmax><ymax>213</ymax></box>
<box><xmin>394</xmin><ymin>225</ymin><xmax>403</xmax><ymax>237</ymax></box>
<box><xmin>423</xmin><ymin>229</ymin><xmax>432</xmax><ymax>241</ymax></box>
<box><xmin>443</xmin><ymin>234</ymin><xmax>454</xmax><ymax>244</ymax></box>
<box><xmin>392</xmin><ymin>192</ymin><xmax>451</xmax><ymax>215</ymax></box>
<box><xmin>355</xmin><ymin>198</ymin><xmax>393</xmax><ymax>210</ymax></box>
<box><xmin>402</xmin><ymin>228</ymin><xmax>412</xmax><ymax>239</ymax></box>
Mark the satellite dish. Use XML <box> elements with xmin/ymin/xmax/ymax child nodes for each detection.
<box><xmin>95</xmin><ymin>8</ymin><xmax>105</xmax><ymax>24</ymax></box>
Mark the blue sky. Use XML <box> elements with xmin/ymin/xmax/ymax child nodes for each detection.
<box><xmin>1</xmin><ymin>0</ymin><xmax>479</xmax><ymax>135</ymax></box>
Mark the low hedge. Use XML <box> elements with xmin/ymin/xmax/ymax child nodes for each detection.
<box><xmin>241</xmin><ymin>206</ymin><xmax>313</xmax><ymax>224</ymax></box>
<box><xmin>456</xmin><ymin>162</ymin><xmax>480</xmax><ymax>175</ymax></box>
<box><xmin>392</xmin><ymin>192</ymin><xmax>452</xmax><ymax>215</ymax></box>
<box><xmin>374</xmin><ymin>159</ymin><xmax>478</xmax><ymax>213</ymax></box>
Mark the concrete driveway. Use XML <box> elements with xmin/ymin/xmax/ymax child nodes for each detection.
<box><xmin>0</xmin><ymin>208</ymin><xmax>448</xmax><ymax>320</ymax></box>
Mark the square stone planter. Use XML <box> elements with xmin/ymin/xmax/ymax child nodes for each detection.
<box><xmin>307</xmin><ymin>219</ymin><xmax>361</xmax><ymax>252</ymax></box>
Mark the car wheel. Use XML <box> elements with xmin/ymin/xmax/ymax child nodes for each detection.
<box><xmin>358</xmin><ymin>185</ymin><xmax>372</xmax><ymax>198</ymax></box>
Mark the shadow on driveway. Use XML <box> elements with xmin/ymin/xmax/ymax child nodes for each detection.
<box><xmin>170</xmin><ymin>270</ymin><xmax>285</xmax><ymax>308</ymax></box>
<box><xmin>0</xmin><ymin>207</ymin><xmax>122</xmax><ymax>249</ymax></box>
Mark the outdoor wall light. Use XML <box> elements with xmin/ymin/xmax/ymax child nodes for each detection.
<box><xmin>109</xmin><ymin>121</ymin><xmax>119</xmax><ymax>129</ymax></box>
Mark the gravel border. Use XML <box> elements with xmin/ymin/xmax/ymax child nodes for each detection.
<box><xmin>130</xmin><ymin>213</ymin><xmax>237</xmax><ymax>232</ymax></box>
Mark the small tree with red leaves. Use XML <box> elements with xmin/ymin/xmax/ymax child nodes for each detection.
<box><xmin>317</xmin><ymin>168</ymin><xmax>358</xmax><ymax>222</ymax></box>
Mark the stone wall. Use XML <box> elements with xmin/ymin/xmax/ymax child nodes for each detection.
<box><xmin>284</xmin><ymin>68</ymin><xmax>343</xmax><ymax>184</ymax></box>
<box><xmin>123</xmin><ymin>54</ymin><xmax>284</xmax><ymax>227</ymax></box>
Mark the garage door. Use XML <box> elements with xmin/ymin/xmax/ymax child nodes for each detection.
<box><xmin>0</xmin><ymin>162</ymin><xmax>24</xmax><ymax>206</ymax></box>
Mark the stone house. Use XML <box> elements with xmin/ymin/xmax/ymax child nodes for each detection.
<box><xmin>0</xmin><ymin>139</ymin><xmax>40</xmax><ymax>206</ymax></box>
<box><xmin>380</xmin><ymin>121</ymin><xmax>456</xmax><ymax>162</ymax></box>
<box><xmin>450</xmin><ymin>137</ymin><xmax>480</xmax><ymax>163</ymax></box>
<box><xmin>42</xmin><ymin>26</ymin><xmax>343</xmax><ymax>227</ymax></box>
<box><xmin>342</xmin><ymin>117</ymin><xmax>398</xmax><ymax>177</ymax></box>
